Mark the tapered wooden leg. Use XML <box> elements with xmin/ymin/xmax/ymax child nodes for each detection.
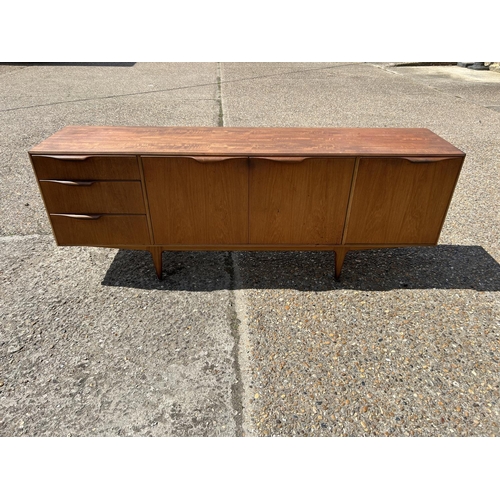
<box><xmin>150</xmin><ymin>247</ymin><xmax>163</xmax><ymax>280</ymax></box>
<box><xmin>334</xmin><ymin>247</ymin><xmax>348</xmax><ymax>280</ymax></box>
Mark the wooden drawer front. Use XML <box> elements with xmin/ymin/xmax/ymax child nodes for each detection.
<box><xmin>344</xmin><ymin>157</ymin><xmax>463</xmax><ymax>245</ymax></box>
<box><xmin>39</xmin><ymin>180</ymin><xmax>145</xmax><ymax>214</ymax></box>
<box><xmin>50</xmin><ymin>215</ymin><xmax>150</xmax><ymax>246</ymax></box>
<box><xmin>31</xmin><ymin>155</ymin><xmax>140</xmax><ymax>180</ymax></box>
<box><xmin>143</xmin><ymin>156</ymin><xmax>249</xmax><ymax>245</ymax></box>
<box><xmin>249</xmin><ymin>157</ymin><xmax>355</xmax><ymax>244</ymax></box>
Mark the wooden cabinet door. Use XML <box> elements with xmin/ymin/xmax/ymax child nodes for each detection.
<box><xmin>249</xmin><ymin>157</ymin><xmax>355</xmax><ymax>244</ymax></box>
<box><xmin>142</xmin><ymin>156</ymin><xmax>248</xmax><ymax>245</ymax></box>
<box><xmin>344</xmin><ymin>157</ymin><xmax>463</xmax><ymax>245</ymax></box>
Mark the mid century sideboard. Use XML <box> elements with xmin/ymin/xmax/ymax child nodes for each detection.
<box><xmin>29</xmin><ymin>126</ymin><xmax>465</xmax><ymax>279</ymax></box>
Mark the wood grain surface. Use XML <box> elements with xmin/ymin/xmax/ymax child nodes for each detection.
<box><xmin>50</xmin><ymin>215</ymin><xmax>150</xmax><ymax>246</ymax></box>
<box><xmin>249</xmin><ymin>158</ymin><xmax>355</xmax><ymax>244</ymax></box>
<box><xmin>31</xmin><ymin>155</ymin><xmax>140</xmax><ymax>180</ymax></box>
<box><xmin>344</xmin><ymin>157</ymin><xmax>463</xmax><ymax>244</ymax></box>
<box><xmin>29</xmin><ymin>126</ymin><xmax>465</xmax><ymax>157</ymax></box>
<box><xmin>142</xmin><ymin>156</ymin><xmax>249</xmax><ymax>245</ymax></box>
<box><xmin>39</xmin><ymin>180</ymin><xmax>145</xmax><ymax>214</ymax></box>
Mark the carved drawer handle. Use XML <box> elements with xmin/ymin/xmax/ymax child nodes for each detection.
<box><xmin>52</xmin><ymin>214</ymin><xmax>102</xmax><ymax>220</ymax></box>
<box><xmin>41</xmin><ymin>180</ymin><xmax>95</xmax><ymax>186</ymax></box>
<box><xmin>402</xmin><ymin>157</ymin><xmax>458</xmax><ymax>163</ymax></box>
<box><xmin>40</xmin><ymin>155</ymin><xmax>91</xmax><ymax>161</ymax></box>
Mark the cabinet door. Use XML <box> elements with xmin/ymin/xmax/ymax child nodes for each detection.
<box><xmin>344</xmin><ymin>157</ymin><xmax>463</xmax><ymax>245</ymax></box>
<box><xmin>249</xmin><ymin>157</ymin><xmax>355</xmax><ymax>244</ymax></box>
<box><xmin>142</xmin><ymin>156</ymin><xmax>248</xmax><ymax>245</ymax></box>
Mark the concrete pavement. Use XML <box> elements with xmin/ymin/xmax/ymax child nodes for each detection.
<box><xmin>0</xmin><ymin>63</ymin><xmax>499</xmax><ymax>436</ymax></box>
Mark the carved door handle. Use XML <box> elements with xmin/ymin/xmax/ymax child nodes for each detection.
<box><xmin>39</xmin><ymin>155</ymin><xmax>92</xmax><ymax>161</ymax></box>
<box><xmin>402</xmin><ymin>157</ymin><xmax>458</xmax><ymax>163</ymax></box>
<box><xmin>41</xmin><ymin>180</ymin><xmax>95</xmax><ymax>186</ymax></box>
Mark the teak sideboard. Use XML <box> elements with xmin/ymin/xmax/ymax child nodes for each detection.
<box><xmin>29</xmin><ymin>126</ymin><xmax>465</xmax><ymax>279</ymax></box>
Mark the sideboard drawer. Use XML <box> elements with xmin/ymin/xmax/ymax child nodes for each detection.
<box><xmin>32</xmin><ymin>155</ymin><xmax>140</xmax><ymax>180</ymax></box>
<box><xmin>50</xmin><ymin>214</ymin><xmax>150</xmax><ymax>246</ymax></box>
<box><xmin>39</xmin><ymin>180</ymin><xmax>145</xmax><ymax>214</ymax></box>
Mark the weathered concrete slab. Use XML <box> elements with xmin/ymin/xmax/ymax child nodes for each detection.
<box><xmin>0</xmin><ymin>236</ymin><xmax>239</xmax><ymax>436</ymax></box>
<box><xmin>386</xmin><ymin>64</ymin><xmax>500</xmax><ymax>111</ymax></box>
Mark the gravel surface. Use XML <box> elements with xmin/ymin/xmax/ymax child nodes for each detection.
<box><xmin>234</xmin><ymin>250</ymin><xmax>500</xmax><ymax>436</ymax></box>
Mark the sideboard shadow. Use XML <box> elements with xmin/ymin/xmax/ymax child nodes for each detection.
<box><xmin>101</xmin><ymin>245</ymin><xmax>500</xmax><ymax>292</ymax></box>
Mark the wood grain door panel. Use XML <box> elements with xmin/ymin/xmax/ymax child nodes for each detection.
<box><xmin>344</xmin><ymin>157</ymin><xmax>463</xmax><ymax>244</ymax></box>
<box><xmin>142</xmin><ymin>156</ymin><xmax>249</xmax><ymax>245</ymax></box>
<box><xmin>249</xmin><ymin>157</ymin><xmax>355</xmax><ymax>244</ymax></box>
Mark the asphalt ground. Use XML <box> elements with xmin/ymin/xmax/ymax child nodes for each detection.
<box><xmin>0</xmin><ymin>62</ymin><xmax>499</xmax><ymax>436</ymax></box>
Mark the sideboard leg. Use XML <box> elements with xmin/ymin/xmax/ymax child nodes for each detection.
<box><xmin>150</xmin><ymin>247</ymin><xmax>163</xmax><ymax>280</ymax></box>
<box><xmin>334</xmin><ymin>248</ymin><xmax>348</xmax><ymax>280</ymax></box>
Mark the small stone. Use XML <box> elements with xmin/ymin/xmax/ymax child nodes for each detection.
<box><xmin>8</xmin><ymin>344</ymin><xmax>24</xmax><ymax>355</ymax></box>
<box><xmin>0</xmin><ymin>380</ymin><xmax>4</xmax><ymax>387</ymax></box>
<box><xmin>254</xmin><ymin>393</ymin><xmax>259</xmax><ymax>399</ymax></box>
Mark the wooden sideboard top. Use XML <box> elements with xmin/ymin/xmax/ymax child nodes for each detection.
<box><xmin>29</xmin><ymin>126</ymin><xmax>465</xmax><ymax>157</ymax></box>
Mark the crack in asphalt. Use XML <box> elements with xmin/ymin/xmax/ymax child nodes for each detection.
<box><xmin>217</xmin><ymin>62</ymin><xmax>247</xmax><ymax>436</ymax></box>
<box><xmin>0</xmin><ymin>63</ymin><xmax>360</xmax><ymax>113</ymax></box>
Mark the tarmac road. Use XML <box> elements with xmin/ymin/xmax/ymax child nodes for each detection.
<box><xmin>0</xmin><ymin>62</ymin><xmax>499</xmax><ymax>436</ymax></box>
